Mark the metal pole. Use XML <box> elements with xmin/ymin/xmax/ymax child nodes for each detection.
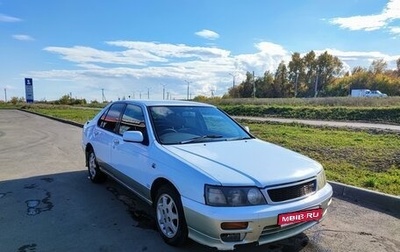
<box><xmin>314</xmin><ymin>73</ymin><xmax>319</xmax><ymax>98</ymax></box>
<box><xmin>101</xmin><ymin>89</ymin><xmax>106</xmax><ymax>102</ymax></box>
<box><xmin>229</xmin><ymin>73</ymin><xmax>236</xmax><ymax>88</ymax></box>
<box><xmin>187</xmin><ymin>83</ymin><xmax>189</xmax><ymax>100</ymax></box>
<box><xmin>252</xmin><ymin>71</ymin><xmax>256</xmax><ymax>98</ymax></box>
<box><xmin>185</xmin><ymin>80</ymin><xmax>191</xmax><ymax>100</ymax></box>
<box><xmin>4</xmin><ymin>88</ymin><xmax>7</xmax><ymax>102</ymax></box>
<box><xmin>295</xmin><ymin>70</ymin><xmax>299</xmax><ymax>98</ymax></box>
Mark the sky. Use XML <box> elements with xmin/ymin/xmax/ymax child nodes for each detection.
<box><xmin>1</xmin><ymin>0</ymin><xmax>400</xmax><ymax>102</ymax></box>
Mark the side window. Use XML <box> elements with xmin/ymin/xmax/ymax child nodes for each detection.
<box><xmin>119</xmin><ymin>104</ymin><xmax>149</xmax><ymax>145</ymax></box>
<box><xmin>98</xmin><ymin>103</ymin><xmax>125</xmax><ymax>133</ymax></box>
<box><xmin>119</xmin><ymin>104</ymin><xmax>145</xmax><ymax>135</ymax></box>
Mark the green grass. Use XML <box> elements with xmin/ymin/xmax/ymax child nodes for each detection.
<box><xmin>21</xmin><ymin>105</ymin><xmax>101</xmax><ymax>124</ymax></box>
<box><xmin>219</xmin><ymin>105</ymin><xmax>400</xmax><ymax>124</ymax></box>
<box><xmin>3</xmin><ymin>104</ymin><xmax>399</xmax><ymax>195</ymax></box>
<box><xmin>209</xmin><ymin>96</ymin><xmax>400</xmax><ymax>107</ymax></box>
<box><xmin>243</xmin><ymin>120</ymin><xmax>400</xmax><ymax>195</ymax></box>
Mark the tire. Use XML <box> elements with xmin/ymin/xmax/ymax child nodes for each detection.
<box><xmin>87</xmin><ymin>149</ymin><xmax>107</xmax><ymax>183</ymax></box>
<box><xmin>155</xmin><ymin>185</ymin><xmax>188</xmax><ymax>247</ymax></box>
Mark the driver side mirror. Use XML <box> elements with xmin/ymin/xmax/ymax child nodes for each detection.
<box><xmin>122</xmin><ymin>131</ymin><xmax>144</xmax><ymax>143</ymax></box>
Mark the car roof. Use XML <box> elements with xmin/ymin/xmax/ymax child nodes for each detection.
<box><xmin>113</xmin><ymin>99</ymin><xmax>215</xmax><ymax>107</ymax></box>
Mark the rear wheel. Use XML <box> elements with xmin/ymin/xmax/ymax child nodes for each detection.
<box><xmin>87</xmin><ymin>149</ymin><xmax>106</xmax><ymax>183</ymax></box>
<box><xmin>155</xmin><ymin>185</ymin><xmax>188</xmax><ymax>246</ymax></box>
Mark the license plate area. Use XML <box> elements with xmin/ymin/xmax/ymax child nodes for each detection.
<box><xmin>278</xmin><ymin>208</ymin><xmax>323</xmax><ymax>226</ymax></box>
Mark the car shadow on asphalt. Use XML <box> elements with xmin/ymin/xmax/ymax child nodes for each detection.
<box><xmin>0</xmin><ymin>170</ymin><xmax>310</xmax><ymax>252</ymax></box>
<box><xmin>102</xmin><ymin>177</ymin><xmax>310</xmax><ymax>252</ymax></box>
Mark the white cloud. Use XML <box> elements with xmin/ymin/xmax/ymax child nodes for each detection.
<box><xmin>315</xmin><ymin>48</ymin><xmax>388</xmax><ymax>59</ymax></box>
<box><xmin>313</xmin><ymin>48</ymin><xmax>400</xmax><ymax>73</ymax></box>
<box><xmin>330</xmin><ymin>15</ymin><xmax>387</xmax><ymax>31</ymax></box>
<box><xmin>234</xmin><ymin>42</ymin><xmax>289</xmax><ymax>75</ymax></box>
<box><xmin>107</xmin><ymin>40</ymin><xmax>229</xmax><ymax>59</ymax></box>
<box><xmin>12</xmin><ymin>34</ymin><xmax>34</xmax><ymax>41</ymax></box>
<box><xmin>386</xmin><ymin>0</ymin><xmax>400</xmax><ymax>17</ymax></box>
<box><xmin>44</xmin><ymin>45</ymin><xmax>166</xmax><ymax>66</ymax></box>
<box><xmin>29</xmin><ymin>40</ymin><xmax>400</xmax><ymax>101</ymax></box>
<box><xmin>389</xmin><ymin>26</ymin><xmax>400</xmax><ymax>35</ymax></box>
<box><xmin>0</xmin><ymin>13</ymin><xmax>22</xmax><ymax>22</ymax></box>
<box><xmin>37</xmin><ymin>42</ymin><xmax>234</xmax><ymax>91</ymax></box>
<box><xmin>195</xmin><ymin>29</ymin><xmax>220</xmax><ymax>40</ymax></box>
<box><xmin>330</xmin><ymin>0</ymin><xmax>400</xmax><ymax>32</ymax></box>
<box><xmin>44</xmin><ymin>42</ymin><xmax>232</xmax><ymax>70</ymax></box>
<box><xmin>255</xmin><ymin>42</ymin><xmax>288</xmax><ymax>56</ymax></box>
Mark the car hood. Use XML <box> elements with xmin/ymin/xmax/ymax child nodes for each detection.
<box><xmin>163</xmin><ymin>139</ymin><xmax>322</xmax><ymax>187</ymax></box>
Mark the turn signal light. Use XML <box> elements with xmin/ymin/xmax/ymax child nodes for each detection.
<box><xmin>221</xmin><ymin>222</ymin><xmax>248</xmax><ymax>230</ymax></box>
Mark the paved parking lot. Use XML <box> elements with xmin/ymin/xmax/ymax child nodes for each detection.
<box><xmin>0</xmin><ymin>110</ymin><xmax>399</xmax><ymax>252</ymax></box>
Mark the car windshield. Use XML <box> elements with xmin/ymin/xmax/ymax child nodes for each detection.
<box><xmin>149</xmin><ymin>106</ymin><xmax>252</xmax><ymax>144</ymax></box>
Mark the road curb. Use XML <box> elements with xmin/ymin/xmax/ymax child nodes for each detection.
<box><xmin>19</xmin><ymin>109</ymin><xmax>400</xmax><ymax>216</ymax></box>
<box><xmin>329</xmin><ymin>181</ymin><xmax>400</xmax><ymax>216</ymax></box>
<box><xmin>20</xmin><ymin>109</ymin><xmax>84</xmax><ymax>128</ymax></box>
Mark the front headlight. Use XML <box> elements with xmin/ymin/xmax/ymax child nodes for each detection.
<box><xmin>317</xmin><ymin>169</ymin><xmax>327</xmax><ymax>190</ymax></box>
<box><xmin>205</xmin><ymin>185</ymin><xmax>266</xmax><ymax>206</ymax></box>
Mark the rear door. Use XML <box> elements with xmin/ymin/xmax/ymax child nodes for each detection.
<box><xmin>93</xmin><ymin>102</ymin><xmax>126</xmax><ymax>168</ymax></box>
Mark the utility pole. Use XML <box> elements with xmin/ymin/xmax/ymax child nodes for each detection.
<box><xmin>185</xmin><ymin>80</ymin><xmax>192</xmax><ymax>100</ymax></box>
<box><xmin>161</xmin><ymin>84</ymin><xmax>166</xmax><ymax>100</ymax></box>
<box><xmin>295</xmin><ymin>70</ymin><xmax>299</xmax><ymax>98</ymax></box>
<box><xmin>4</xmin><ymin>88</ymin><xmax>7</xmax><ymax>102</ymax></box>
<box><xmin>147</xmin><ymin>88</ymin><xmax>150</xmax><ymax>99</ymax></box>
<box><xmin>252</xmin><ymin>71</ymin><xmax>256</xmax><ymax>98</ymax></box>
<box><xmin>101</xmin><ymin>89</ymin><xmax>106</xmax><ymax>102</ymax></box>
<box><xmin>314</xmin><ymin>73</ymin><xmax>319</xmax><ymax>98</ymax></box>
<box><xmin>228</xmin><ymin>73</ymin><xmax>236</xmax><ymax>88</ymax></box>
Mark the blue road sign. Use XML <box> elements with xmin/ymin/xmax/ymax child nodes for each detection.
<box><xmin>25</xmin><ymin>78</ymin><xmax>34</xmax><ymax>103</ymax></box>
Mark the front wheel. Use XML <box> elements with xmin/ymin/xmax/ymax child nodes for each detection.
<box><xmin>87</xmin><ymin>149</ymin><xmax>107</xmax><ymax>183</ymax></box>
<box><xmin>155</xmin><ymin>185</ymin><xmax>188</xmax><ymax>246</ymax></box>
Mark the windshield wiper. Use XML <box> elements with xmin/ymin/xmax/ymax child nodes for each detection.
<box><xmin>180</xmin><ymin>134</ymin><xmax>223</xmax><ymax>144</ymax></box>
<box><xmin>226</xmin><ymin>136</ymin><xmax>253</xmax><ymax>141</ymax></box>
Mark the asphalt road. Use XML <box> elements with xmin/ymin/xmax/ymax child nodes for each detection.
<box><xmin>0</xmin><ymin>110</ymin><xmax>399</xmax><ymax>252</ymax></box>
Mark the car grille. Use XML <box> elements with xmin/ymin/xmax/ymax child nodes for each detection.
<box><xmin>267</xmin><ymin>180</ymin><xmax>316</xmax><ymax>202</ymax></box>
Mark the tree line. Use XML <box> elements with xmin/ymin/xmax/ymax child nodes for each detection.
<box><xmin>225</xmin><ymin>51</ymin><xmax>400</xmax><ymax>98</ymax></box>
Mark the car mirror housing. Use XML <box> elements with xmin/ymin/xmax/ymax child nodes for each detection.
<box><xmin>122</xmin><ymin>131</ymin><xmax>144</xmax><ymax>143</ymax></box>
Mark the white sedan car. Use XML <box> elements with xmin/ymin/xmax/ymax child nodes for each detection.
<box><xmin>81</xmin><ymin>100</ymin><xmax>332</xmax><ymax>250</ymax></box>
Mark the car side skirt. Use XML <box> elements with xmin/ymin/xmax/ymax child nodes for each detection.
<box><xmin>98</xmin><ymin>161</ymin><xmax>153</xmax><ymax>205</ymax></box>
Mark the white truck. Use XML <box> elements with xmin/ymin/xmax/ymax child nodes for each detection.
<box><xmin>351</xmin><ymin>89</ymin><xmax>387</xmax><ymax>97</ymax></box>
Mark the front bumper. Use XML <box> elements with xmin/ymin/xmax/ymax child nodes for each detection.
<box><xmin>182</xmin><ymin>183</ymin><xmax>332</xmax><ymax>250</ymax></box>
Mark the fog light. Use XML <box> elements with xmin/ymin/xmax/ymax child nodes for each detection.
<box><xmin>221</xmin><ymin>233</ymin><xmax>242</xmax><ymax>242</ymax></box>
<box><xmin>221</xmin><ymin>222</ymin><xmax>248</xmax><ymax>230</ymax></box>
